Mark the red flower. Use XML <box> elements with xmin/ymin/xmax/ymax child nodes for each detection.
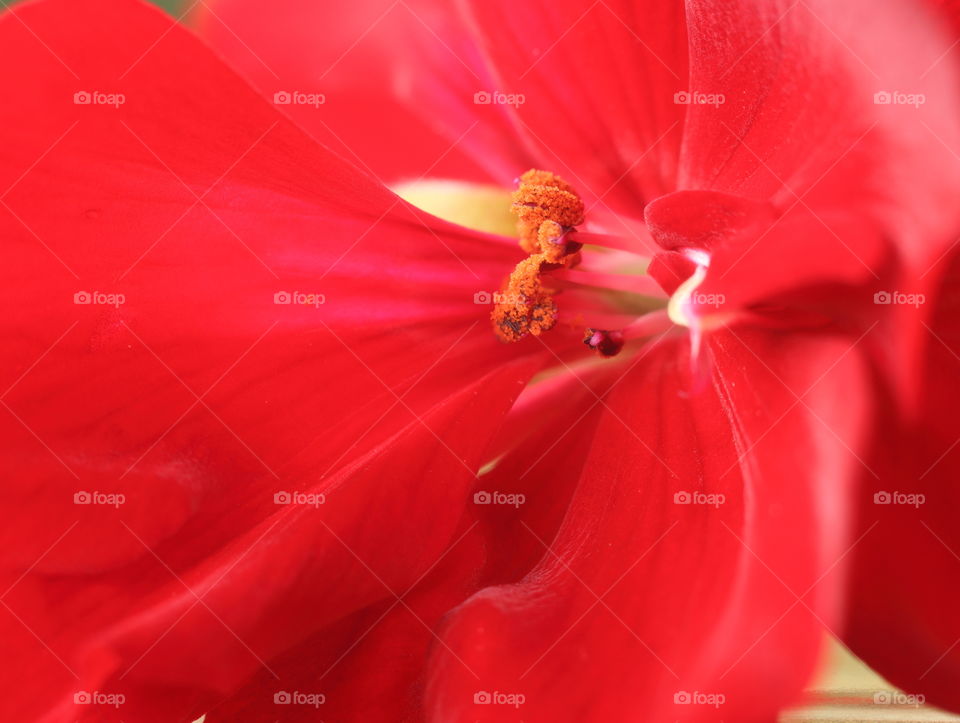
<box><xmin>2</xmin><ymin>0</ymin><xmax>959</xmax><ymax>721</ymax></box>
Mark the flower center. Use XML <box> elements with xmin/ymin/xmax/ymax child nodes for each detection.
<box><xmin>491</xmin><ymin>169</ymin><xmax>669</xmax><ymax>357</ymax></box>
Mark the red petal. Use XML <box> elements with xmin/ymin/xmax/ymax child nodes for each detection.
<box><xmin>0</xmin><ymin>0</ymin><xmax>541</xmax><ymax>718</ymax></box>
<box><xmin>690</xmin><ymin>202</ymin><xmax>892</xmax><ymax>322</ymax></box>
<box><xmin>646</xmin><ymin>0</ymin><xmax>960</xmax><ymax>322</ymax></box>
<box><xmin>930</xmin><ymin>0</ymin><xmax>960</xmax><ymax>32</ymax></box>
<box><xmin>194</xmin><ymin>369</ymin><xmax>605</xmax><ymax>722</ymax></box>
<box><xmin>192</xmin><ymin>0</ymin><xmax>532</xmax><ymax>183</ymax></box>
<box><xmin>681</xmin><ymin>0</ymin><xmax>960</xmax><ymax>264</ymax></box>
<box><xmin>644</xmin><ymin>190</ymin><xmax>777</xmax><ymax>254</ymax></box>
<box><xmin>427</xmin><ymin>328</ymin><xmax>870</xmax><ymax>721</ymax></box>
<box><xmin>458</xmin><ymin>0</ymin><xmax>688</xmax><ymax>215</ymax></box>
<box><xmin>843</xmin><ymin>249</ymin><xmax>960</xmax><ymax>713</ymax></box>
<box><xmin>202</xmin><ymin>514</ymin><xmax>487</xmax><ymax>722</ymax></box>
<box><xmin>472</xmin><ymin>365</ymin><xmax>614</xmax><ymax>586</ymax></box>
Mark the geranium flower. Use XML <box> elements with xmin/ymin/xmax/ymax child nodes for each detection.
<box><xmin>2</xmin><ymin>0</ymin><xmax>959</xmax><ymax>721</ymax></box>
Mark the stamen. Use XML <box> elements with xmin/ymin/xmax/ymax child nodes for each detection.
<box><xmin>491</xmin><ymin>255</ymin><xmax>559</xmax><ymax>342</ymax></box>
<box><xmin>493</xmin><ymin>170</ymin><xmax>585</xmax><ymax>343</ymax></box>
<box><xmin>491</xmin><ymin>169</ymin><xmax>666</xmax><ymax>358</ymax></box>
<box><xmin>511</xmin><ymin>169</ymin><xmax>584</xmax><ymax>254</ymax></box>
<box><xmin>537</xmin><ymin>220</ymin><xmax>582</xmax><ymax>265</ymax></box>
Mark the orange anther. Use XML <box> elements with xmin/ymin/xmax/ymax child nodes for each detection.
<box><xmin>492</xmin><ymin>170</ymin><xmax>585</xmax><ymax>343</ymax></box>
